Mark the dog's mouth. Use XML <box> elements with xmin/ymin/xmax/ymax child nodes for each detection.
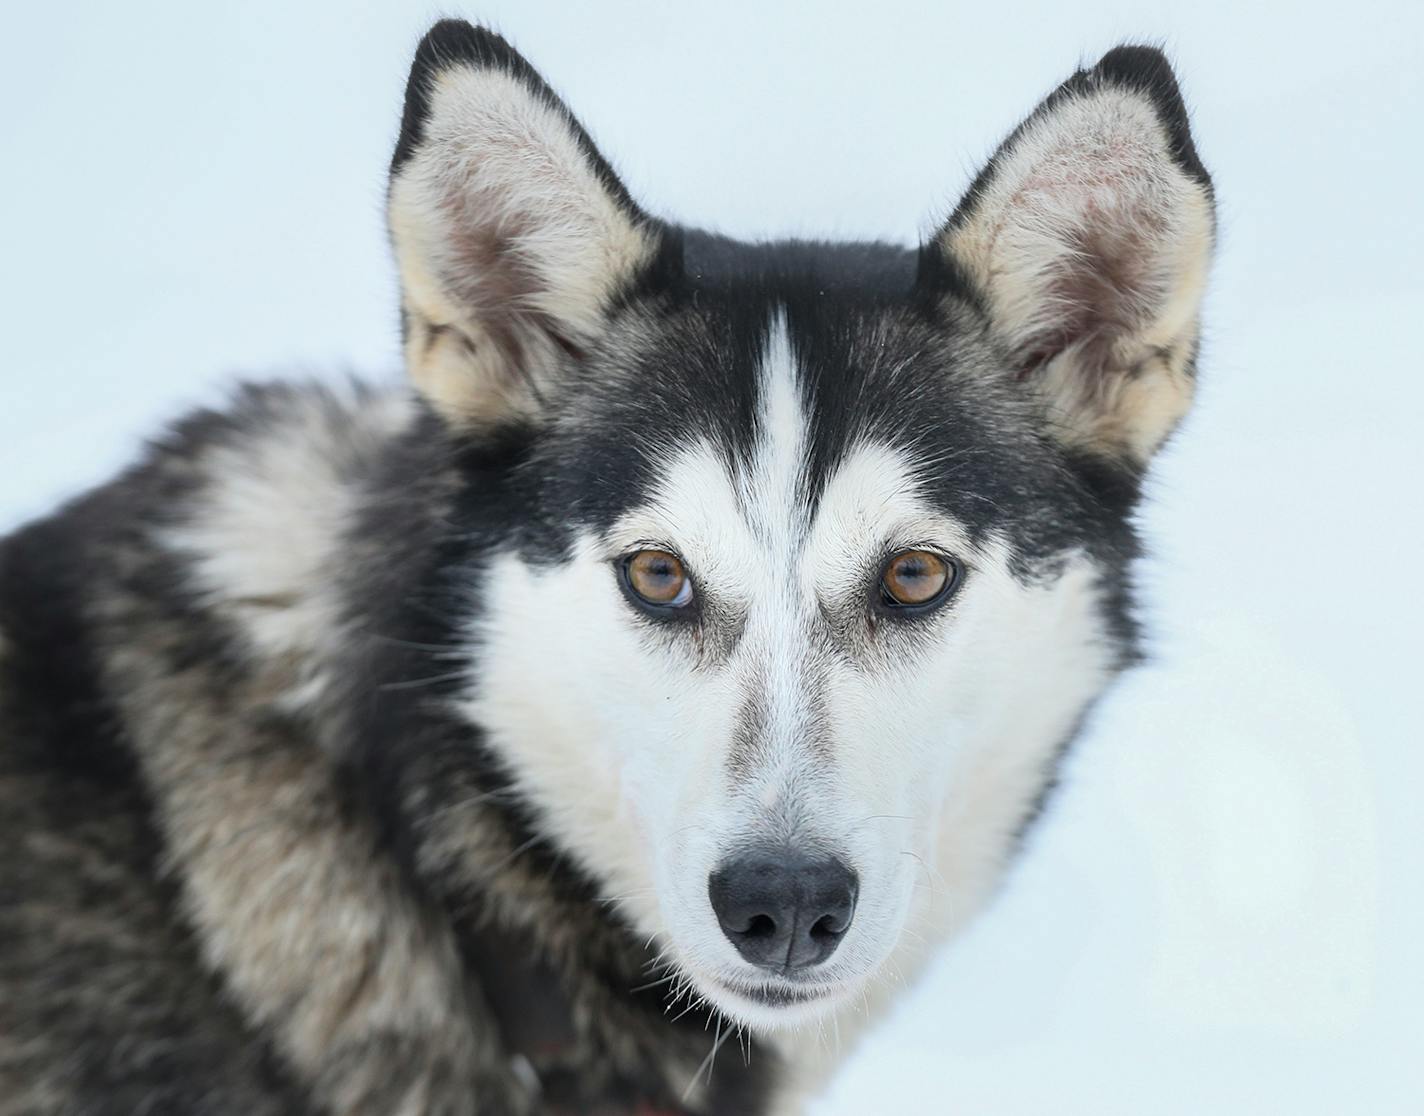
<box><xmin>707</xmin><ymin>973</ymin><xmax>845</xmax><ymax>1011</ymax></box>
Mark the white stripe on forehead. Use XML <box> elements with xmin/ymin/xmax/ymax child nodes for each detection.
<box><xmin>603</xmin><ymin>309</ymin><xmax>811</xmax><ymax>581</ymax></box>
<box><xmin>606</xmin><ymin>310</ymin><xmax>964</xmax><ymax>588</ymax></box>
<box><xmin>732</xmin><ymin>309</ymin><xmax>818</xmax><ymax>803</ymax></box>
<box><xmin>739</xmin><ymin>309</ymin><xmax>809</xmax><ymax>553</ymax></box>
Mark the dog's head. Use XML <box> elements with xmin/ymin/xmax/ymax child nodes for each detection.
<box><xmin>386</xmin><ymin>21</ymin><xmax>1212</xmax><ymax>1030</ymax></box>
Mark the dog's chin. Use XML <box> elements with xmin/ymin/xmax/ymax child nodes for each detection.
<box><xmin>690</xmin><ymin>970</ymin><xmax>860</xmax><ymax>1032</ymax></box>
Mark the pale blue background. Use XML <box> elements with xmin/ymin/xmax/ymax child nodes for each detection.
<box><xmin>3</xmin><ymin>2</ymin><xmax>1420</xmax><ymax>1111</ymax></box>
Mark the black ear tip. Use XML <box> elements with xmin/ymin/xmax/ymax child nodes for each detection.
<box><xmin>1094</xmin><ymin>45</ymin><xmax>1178</xmax><ymax>90</ymax></box>
<box><xmin>392</xmin><ymin>20</ymin><xmax>534</xmax><ymax>175</ymax></box>
<box><xmin>1093</xmin><ymin>45</ymin><xmax>1189</xmax><ymax>120</ymax></box>
<box><xmin>413</xmin><ymin>19</ymin><xmax>523</xmax><ymax>75</ymax></box>
<box><xmin>1093</xmin><ymin>44</ymin><xmax>1211</xmax><ymax>192</ymax></box>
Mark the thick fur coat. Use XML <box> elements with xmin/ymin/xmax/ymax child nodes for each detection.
<box><xmin>0</xmin><ymin>22</ymin><xmax>1212</xmax><ymax>1116</ymax></box>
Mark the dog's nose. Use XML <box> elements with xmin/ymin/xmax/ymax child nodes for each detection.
<box><xmin>708</xmin><ymin>849</ymin><xmax>858</xmax><ymax>971</ymax></box>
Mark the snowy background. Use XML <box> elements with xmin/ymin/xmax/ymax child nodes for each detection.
<box><xmin>2</xmin><ymin>1</ymin><xmax>1420</xmax><ymax>1111</ymax></box>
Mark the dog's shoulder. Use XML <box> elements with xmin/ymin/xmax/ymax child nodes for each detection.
<box><xmin>0</xmin><ymin>380</ymin><xmax>505</xmax><ymax>1115</ymax></box>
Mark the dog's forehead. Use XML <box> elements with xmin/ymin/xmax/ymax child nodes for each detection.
<box><xmin>604</xmin><ymin>309</ymin><xmax>986</xmax><ymax>570</ymax></box>
<box><xmin>538</xmin><ymin>247</ymin><xmax>1105</xmax><ymax>570</ymax></box>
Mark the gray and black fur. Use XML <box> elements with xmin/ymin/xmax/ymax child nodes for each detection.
<box><xmin>0</xmin><ymin>21</ymin><xmax>1213</xmax><ymax>1116</ymax></box>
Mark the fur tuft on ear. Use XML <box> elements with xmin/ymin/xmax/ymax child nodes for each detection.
<box><xmin>933</xmin><ymin>46</ymin><xmax>1215</xmax><ymax>466</ymax></box>
<box><xmin>388</xmin><ymin>21</ymin><xmax>661</xmax><ymax>428</ymax></box>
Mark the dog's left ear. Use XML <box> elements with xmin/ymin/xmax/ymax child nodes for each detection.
<box><xmin>388</xmin><ymin>21</ymin><xmax>662</xmax><ymax>429</ymax></box>
<box><xmin>929</xmin><ymin>47</ymin><xmax>1215</xmax><ymax>466</ymax></box>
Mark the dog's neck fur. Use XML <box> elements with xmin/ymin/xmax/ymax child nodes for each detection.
<box><xmin>1</xmin><ymin>29</ymin><xmax>1213</xmax><ymax>1114</ymax></box>
<box><xmin>26</xmin><ymin>383</ymin><xmax>780</xmax><ymax>1114</ymax></box>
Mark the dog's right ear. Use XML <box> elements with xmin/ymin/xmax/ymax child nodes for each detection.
<box><xmin>388</xmin><ymin>21</ymin><xmax>663</xmax><ymax>429</ymax></box>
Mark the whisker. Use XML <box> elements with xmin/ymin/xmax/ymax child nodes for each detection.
<box><xmin>628</xmin><ymin>973</ymin><xmax>679</xmax><ymax>995</ymax></box>
<box><xmin>847</xmin><ymin>813</ymin><xmax>913</xmax><ymax>835</ymax></box>
<box><xmin>666</xmin><ymin>996</ymin><xmax>703</xmax><ymax>1025</ymax></box>
<box><xmin>369</xmin><ymin>633</ymin><xmax>467</xmax><ymax>655</ymax></box>
<box><xmin>899</xmin><ymin>849</ymin><xmax>940</xmax><ymax>899</ymax></box>
<box><xmin>377</xmin><ymin>669</ymin><xmax>470</xmax><ymax>692</ymax></box>
<box><xmin>682</xmin><ymin>1017</ymin><xmax>733</xmax><ymax>1103</ymax></box>
<box><xmin>485</xmin><ymin>834</ymin><xmax>542</xmax><ymax>874</ymax></box>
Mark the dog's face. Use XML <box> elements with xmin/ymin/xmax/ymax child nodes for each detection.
<box><xmin>388</xmin><ymin>23</ymin><xmax>1213</xmax><ymax>1029</ymax></box>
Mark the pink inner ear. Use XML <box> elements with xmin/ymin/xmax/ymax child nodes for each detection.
<box><xmin>433</xmin><ymin>185</ymin><xmax>589</xmax><ymax>374</ymax></box>
<box><xmin>439</xmin><ymin>186</ymin><xmax>541</xmax><ymax>317</ymax></box>
<box><xmin>1012</xmin><ymin>193</ymin><xmax>1170</xmax><ymax>384</ymax></box>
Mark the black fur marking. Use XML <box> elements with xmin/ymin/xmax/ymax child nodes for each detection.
<box><xmin>539</xmin><ymin>235</ymin><xmax>1138</xmax><ymax>589</ymax></box>
<box><xmin>1092</xmin><ymin>46</ymin><xmax>1212</xmax><ymax>193</ymax></box>
<box><xmin>0</xmin><ymin>511</ymin><xmax>127</xmax><ymax>785</ymax></box>
<box><xmin>391</xmin><ymin>19</ymin><xmax>651</xmax><ymax>227</ymax></box>
<box><xmin>327</xmin><ymin>408</ymin><xmax>778</xmax><ymax>1113</ymax></box>
<box><xmin>944</xmin><ymin>43</ymin><xmax>1213</xmax><ymax>248</ymax></box>
<box><xmin>1</xmin><ymin>419</ymin><xmax>315</xmax><ymax>1113</ymax></box>
<box><xmin>2</xmin><ymin>25</ymin><xmax>1211</xmax><ymax>1114</ymax></box>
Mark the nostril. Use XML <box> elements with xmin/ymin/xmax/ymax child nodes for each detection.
<box><xmin>809</xmin><ymin>911</ymin><xmax>846</xmax><ymax>941</ymax></box>
<box><xmin>708</xmin><ymin>848</ymin><xmax>858</xmax><ymax>972</ymax></box>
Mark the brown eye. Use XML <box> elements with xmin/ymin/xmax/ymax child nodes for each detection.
<box><xmin>879</xmin><ymin>550</ymin><xmax>958</xmax><ymax>611</ymax></box>
<box><xmin>623</xmin><ymin>549</ymin><xmax>694</xmax><ymax>609</ymax></box>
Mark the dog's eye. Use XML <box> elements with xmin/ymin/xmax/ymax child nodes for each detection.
<box><xmin>879</xmin><ymin>550</ymin><xmax>959</xmax><ymax>612</ymax></box>
<box><xmin>623</xmin><ymin>550</ymin><xmax>694</xmax><ymax>609</ymax></box>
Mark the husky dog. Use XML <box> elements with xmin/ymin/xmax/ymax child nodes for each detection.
<box><xmin>0</xmin><ymin>20</ymin><xmax>1213</xmax><ymax>1116</ymax></box>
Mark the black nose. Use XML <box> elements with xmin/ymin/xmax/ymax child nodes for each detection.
<box><xmin>708</xmin><ymin>849</ymin><xmax>858</xmax><ymax>972</ymax></box>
